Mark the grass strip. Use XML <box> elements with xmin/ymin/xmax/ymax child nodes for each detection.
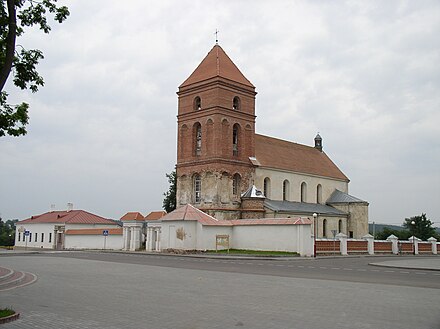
<box><xmin>0</xmin><ymin>309</ymin><xmax>15</xmax><ymax>318</ymax></box>
<box><xmin>206</xmin><ymin>249</ymin><xmax>298</xmax><ymax>256</ymax></box>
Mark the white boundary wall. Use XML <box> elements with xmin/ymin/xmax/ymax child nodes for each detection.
<box><xmin>65</xmin><ymin>234</ymin><xmax>123</xmax><ymax>250</ymax></box>
<box><xmin>160</xmin><ymin>221</ymin><xmax>313</xmax><ymax>256</ymax></box>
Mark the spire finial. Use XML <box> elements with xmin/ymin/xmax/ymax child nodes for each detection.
<box><xmin>215</xmin><ymin>29</ymin><xmax>219</xmax><ymax>44</ymax></box>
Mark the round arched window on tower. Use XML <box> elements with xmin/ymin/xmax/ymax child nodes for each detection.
<box><xmin>232</xmin><ymin>96</ymin><xmax>240</xmax><ymax>110</ymax></box>
<box><xmin>194</xmin><ymin>96</ymin><xmax>202</xmax><ymax>111</ymax></box>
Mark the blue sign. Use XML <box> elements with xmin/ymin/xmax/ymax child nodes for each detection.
<box><xmin>103</xmin><ymin>230</ymin><xmax>109</xmax><ymax>236</ymax></box>
<box><xmin>24</xmin><ymin>230</ymin><xmax>30</xmax><ymax>236</ymax></box>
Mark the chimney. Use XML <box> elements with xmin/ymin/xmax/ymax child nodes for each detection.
<box><xmin>50</xmin><ymin>204</ymin><xmax>56</xmax><ymax>212</ymax></box>
<box><xmin>67</xmin><ymin>203</ymin><xmax>73</xmax><ymax>212</ymax></box>
<box><xmin>314</xmin><ymin>133</ymin><xmax>322</xmax><ymax>152</ymax></box>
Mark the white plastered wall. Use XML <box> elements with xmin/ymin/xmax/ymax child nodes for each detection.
<box><xmin>15</xmin><ymin>223</ymin><xmax>56</xmax><ymax>249</ymax></box>
<box><xmin>160</xmin><ymin>221</ymin><xmax>313</xmax><ymax>256</ymax></box>
<box><xmin>255</xmin><ymin>167</ymin><xmax>348</xmax><ymax>203</ymax></box>
<box><xmin>64</xmin><ymin>234</ymin><xmax>123</xmax><ymax>250</ymax></box>
<box><xmin>231</xmin><ymin>224</ymin><xmax>312</xmax><ymax>255</ymax></box>
<box><xmin>161</xmin><ymin>221</ymin><xmax>198</xmax><ymax>250</ymax></box>
<box><xmin>198</xmin><ymin>225</ymin><xmax>233</xmax><ymax>250</ymax></box>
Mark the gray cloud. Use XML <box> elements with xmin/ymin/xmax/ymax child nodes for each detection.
<box><xmin>1</xmin><ymin>0</ymin><xmax>439</xmax><ymax>226</ymax></box>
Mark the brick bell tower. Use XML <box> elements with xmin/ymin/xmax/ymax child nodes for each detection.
<box><xmin>176</xmin><ymin>44</ymin><xmax>257</xmax><ymax>220</ymax></box>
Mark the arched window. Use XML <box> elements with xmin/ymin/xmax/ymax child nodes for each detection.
<box><xmin>194</xmin><ymin>174</ymin><xmax>201</xmax><ymax>203</ymax></box>
<box><xmin>283</xmin><ymin>180</ymin><xmax>290</xmax><ymax>201</ymax></box>
<box><xmin>233</xmin><ymin>96</ymin><xmax>240</xmax><ymax>110</ymax></box>
<box><xmin>338</xmin><ymin>219</ymin><xmax>342</xmax><ymax>233</ymax></box>
<box><xmin>263</xmin><ymin>177</ymin><xmax>271</xmax><ymax>198</ymax></box>
<box><xmin>194</xmin><ymin>123</ymin><xmax>202</xmax><ymax>156</ymax></box>
<box><xmin>194</xmin><ymin>96</ymin><xmax>201</xmax><ymax>111</ymax></box>
<box><xmin>232</xmin><ymin>124</ymin><xmax>240</xmax><ymax>156</ymax></box>
<box><xmin>323</xmin><ymin>219</ymin><xmax>327</xmax><ymax>237</ymax></box>
<box><xmin>232</xmin><ymin>173</ymin><xmax>241</xmax><ymax>196</ymax></box>
<box><xmin>317</xmin><ymin>184</ymin><xmax>322</xmax><ymax>204</ymax></box>
<box><xmin>301</xmin><ymin>182</ymin><xmax>307</xmax><ymax>202</ymax></box>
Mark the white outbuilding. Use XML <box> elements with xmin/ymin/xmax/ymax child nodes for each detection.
<box><xmin>15</xmin><ymin>208</ymin><xmax>121</xmax><ymax>250</ymax></box>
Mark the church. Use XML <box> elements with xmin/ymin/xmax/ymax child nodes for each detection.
<box><xmin>175</xmin><ymin>44</ymin><xmax>369</xmax><ymax>239</ymax></box>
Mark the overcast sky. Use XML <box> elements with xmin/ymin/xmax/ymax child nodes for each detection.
<box><xmin>1</xmin><ymin>1</ymin><xmax>439</xmax><ymax>226</ymax></box>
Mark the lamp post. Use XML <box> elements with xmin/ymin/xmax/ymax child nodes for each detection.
<box><xmin>411</xmin><ymin>220</ymin><xmax>416</xmax><ymax>255</ymax></box>
<box><xmin>313</xmin><ymin>213</ymin><xmax>318</xmax><ymax>258</ymax></box>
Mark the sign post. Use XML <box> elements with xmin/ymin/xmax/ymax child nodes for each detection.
<box><xmin>215</xmin><ymin>235</ymin><xmax>230</xmax><ymax>253</ymax></box>
<box><xmin>103</xmin><ymin>230</ymin><xmax>109</xmax><ymax>250</ymax></box>
<box><xmin>24</xmin><ymin>230</ymin><xmax>30</xmax><ymax>251</ymax></box>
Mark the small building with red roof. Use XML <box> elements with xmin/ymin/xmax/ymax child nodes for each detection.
<box><xmin>15</xmin><ymin>207</ymin><xmax>121</xmax><ymax>250</ymax></box>
<box><xmin>120</xmin><ymin>210</ymin><xmax>167</xmax><ymax>251</ymax></box>
<box><xmin>120</xmin><ymin>211</ymin><xmax>145</xmax><ymax>251</ymax></box>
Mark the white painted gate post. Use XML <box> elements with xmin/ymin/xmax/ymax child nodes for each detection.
<box><xmin>336</xmin><ymin>233</ymin><xmax>347</xmax><ymax>256</ymax></box>
<box><xmin>146</xmin><ymin>227</ymin><xmax>151</xmax><ymax>251</ymax></box>
<box><xmin>428</xmin><ymin>237</ymin><xmax>437</xmax><ymax>255</ymax></box>
<box><xmin>409</xmin><ymin>236</ymin><xmax>419</xmax><ymax>255</ymax></box>
<box><xmin>363</xmin><ymin>234</ymin><xmax>374</xmax><ymax>255</ymax></box>
<box><xmin>386</xmin><ymin>235</ymin><xmax>399</xmax><ymax>255</ymax></box>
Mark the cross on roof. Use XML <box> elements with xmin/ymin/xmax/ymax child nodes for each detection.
<box><xmin>215</xmin><ymin>29</ymin><xmax>219</xmax><ymax>44</ymax></box>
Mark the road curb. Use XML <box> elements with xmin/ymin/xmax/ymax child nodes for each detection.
<box><xmin>369</xmin><ymin>262</ymin><xmax>440</xmax><ymax>272</ymax></box>
<box><xmin>0</xmin><ymin>312</ymin><xmax>20</xmax><ymax>324</ymax></box>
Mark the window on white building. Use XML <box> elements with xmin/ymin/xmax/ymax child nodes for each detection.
<box><xmin>301</xmin><ymin>182</ymin><xmax>307</xmax><ymax>202</ymax></box>
<box><xmin>283</xmin><ymin>180</ymin><xmax>290</xmax><ymax>201</ymax></box>
<box><xmin>317</xmin><ymin>184</ymin><xmax>322</xmax><ymax>204</ymax></box>
<box><xmin>263</xmin><ymin>177</ymin><xmax>271</xmax><ymax>198</ymax></box>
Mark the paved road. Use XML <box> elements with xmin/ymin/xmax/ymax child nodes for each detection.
<box><xmin>40</xmin><ymin>252</ymin><xmax>440</xmax><ymax>289</ymax></box>
<box><xmin>0</xmin><ymin>253</ymin><xmax>439</xmax><ymax>329</ymax></box>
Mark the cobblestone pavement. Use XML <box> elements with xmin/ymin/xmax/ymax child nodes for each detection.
<box><xmin>0</xmin><ymin>255</ymin><xmax>439</xmax><ymax>329</ymax></box>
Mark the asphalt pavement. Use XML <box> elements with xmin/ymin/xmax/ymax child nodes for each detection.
<box><xmin>2</xmin><ymin>248</ymin><xmax>439</xmax><ymax>271</ymax></box>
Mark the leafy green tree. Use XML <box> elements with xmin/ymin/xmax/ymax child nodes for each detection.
<box><xmin>162</xmin><ymin>169</ymin><xmax>177</xmax><ymax>213</ymax></box>
<box><xmin>0</xmin><ymin>217</ymin><xmax>18</xmax><ymax>246</ymax></box>
<box><xmin>0</xmin><ymin>0</ymin><xmax>69</xmax><ymax>137</ymax></box>
<box><xmin>403</xmin><ymin>213</ymin><xmax>438</xmax><ymax>240</ymax></box>
<box><xmin>375</xmin><ymin>227</ymin><xmax>411</xmax><ymax>240</ymax></box>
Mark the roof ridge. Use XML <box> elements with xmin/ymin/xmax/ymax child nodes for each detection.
<box><xmin>64</xmin><ymin>210</ymin><xmax>81</xmax><ymax>223</ymax></box>
<box><xmin>255</xmin><ymin>133</ymin><xmax>316</xmax><ymax>150</ymax></box>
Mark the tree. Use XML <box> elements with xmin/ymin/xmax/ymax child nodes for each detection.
<box><xmin>375</xmin><ymin>227</ymin><xmax>411</xmax><ymax>241</ymax></box>
<box><xmin>0</xmin><ymin>0</ymin><xmax>69</xmax><ymax>137</ymax></box>
<box><xmin>403</xmin><ymin>213</ymin><xmax>438</xmax><ymax>240</ymax></box>
<box><xmin>162</xmin><ymin>169</ymin><xmax>177</xmax><ymax>213</ymax></box>
<box><xmin>0</xmin><ymin>217</ymin><xmax>18</xmax><ymax>246</ymax></box>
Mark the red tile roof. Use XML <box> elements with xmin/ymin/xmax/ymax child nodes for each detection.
<box><xmin>162</xmin><ymin>204</ymin><xmax>311</xmax><ymax>227</ymax></box>
<box><xmin>145</xmin><ymin>211</ymin><xmax>167</xmax><ymax>221</ymax></box>
<box><xmin>180</xmin><ymin>45</ymin><xmax>254</xmax><ymax>88</ymax></box>
<box><xmin>255</xmin><ymin>134</ymin><xmax>349</xmax><ymax>181</ymax></box>
<box><xmin>204</xmin><ymin>217</ymin><xmax>311</xmax><ymax>226</ymax></box>
<box><xmin>65</xmin><ymin>228</ymin><xmax>123</xmax><ymax>235</ymax></box>
<box><xmin>120</xmin><ymin>212</ymin><xmax>145</xmax><ymax>221</ymax></box>
<box><xmin>19</xmin><ymin>210</ymin><xmax>116</xmax><ymax>225</ymax></box>
<box><xmin>161</xmin><ymin>204</ymin><xmax>218</xmax><ymax>225</ymax></box>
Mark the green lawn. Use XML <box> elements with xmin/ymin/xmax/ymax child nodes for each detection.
<box><xmin>0</xmin><ymin>308</ymin><xmax>15</xmax><ymax>318</ymax></box>
<box><xmin>206</xmin><ymin>249</ymin><xmax>298</xmax><ymax>256</ymax></box>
